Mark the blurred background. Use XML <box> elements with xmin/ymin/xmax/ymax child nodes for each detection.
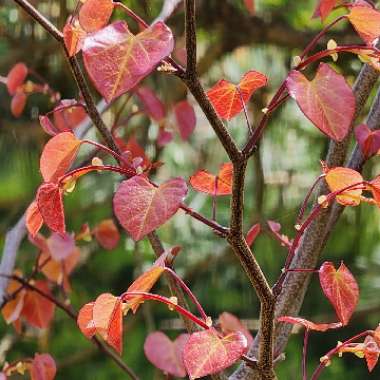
<box><xmin>1</xmin><ymin>0</ymin><xmax>380</xmax><ymax>379</ymax></box>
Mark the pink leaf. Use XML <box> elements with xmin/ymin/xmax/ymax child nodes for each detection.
<box><xmin>144</xmin><ymin>331</ymin><xmax>189</xmax><ymax>377</ymax></box>
<box><xmin>30</xmin><ymin>353</ymin><xmax>56</xmax><ymax>380</ymax></box>
<box><xmin>286</xmin><ymin>63</ymin><xmax>356</xmax><ymax>142</ymax></box>
<box><xmin>246</xmin><ymin>223</ymin><xmax>261</xmax><ymax>247</ymax></box>
<box><xmin>83</xmin><ymin>21</ymin><xmax>174</xmax><ymax>103</ymax></box>
<box><xmin>354</xmin><ymin>123</ymin><xmax>380</xmax><ymax>157</ymax></box>
<box><xmin>174</xmin><ymin>100</ymin><xmax>196</xmax><ymax>140</ymax></box>
<box><xmin>46</xmin><ymin>233</ymin><xmax>76</xmax><ymax>261</ymax></box>
<box><xmin>136</xmin><ymin>86</ymin><xmax>166</xmax><ymax>121</ymax></box>
<box><xmin>114</xmin><ymin>175</ymin><xmax>187</xmax><ymax>241</ymax></box>
<box><xmin>278</xmin><ymin>316</ymin><xmax>342</xmax><ymax>331</ymax></box>
<box><xmin>219</xmin><ymin>312</ymin><xmax>254</xmax><ymax>347</ymax></box>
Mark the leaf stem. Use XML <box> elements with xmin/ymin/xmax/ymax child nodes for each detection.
<box><xmin>302</xmin><ymin>329</ymin><xmax>309</xmax><ymax>380</ymax></box>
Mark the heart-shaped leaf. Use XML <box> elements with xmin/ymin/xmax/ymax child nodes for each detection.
<box><xmin>325</xmin><ymin>167</ymin><xmax>363</xmax><ymax>206</ymax></box>
<box><xmin>174</xmin><ymin>100</ymin><xmax>196</xmax><ymax>140</ymax></box>
<box><xmin>183</xmin><ymin>328</ymin><xmax>248</xmax><ymax>379</ymax></box>
<box><xmin>30</xmin><ymin>354</ymin><xmax>56</xmax><ymax>380</ymax></box>
<box><xmin>144</xmin><ymin>331</ymin><xmax>189</xmax><ymax>377</ymax></box>
<box><xmin>63</xmin><ymin>22</ymin><xmax>86</xmax><ymax>57</ymax></box>
<box><xmin>190</xmin><ymin>163</ymin><xmax>233</xmax><ymax>196</ymax></box>
<box><xmin>93</xmin><ymin>293</ymin><xmax>123</xmax><ymax>353</ymax></box>
<box><xmin>207</xmin><ymin>70</ymin><xmax>267</xmax><ymax>120</ymax></box>
<box><xmin>77</xmin><ymin>302</ymin><xmax>96</xmax><ymax>339</ymax></box>
<box><xmin>286</xmin><ymin>63</ymin><xmax>355</xmax><ymax>142</ymax></box>
<box><xmin>278</xmin><ymin>316</ymin><xmax>342</xmax><ymax>332</ymax></box>
<box><xmin>40</xmin><ymin>132</ymin><xmax>82</xmax><ymax>183</ymax></box>
<box><xmin>93</xmin><ymin>219</ymin><xmax>120</xmax><ymax>250</ymax></box>
<box><xmin>26</xmin><ymin>201</ymin><xmax>43</xmax><ymax>237</ymax></box>
<box><xmin>219</xmin><ymin>312</ymin><xmax>254</xmax><ymax>346</ymax></box>
<box><xmin>354</xmin><ymin>123</ymin><xmax>380</xmax><ymax>158</ymax></box>
<box><xmin>7</xmin><ymin>62</ymin><xmax>28</xmax><ymax>95</ymax></box>
<box><xmin>312</xmin><ymin>0</ymin><xmax>337</xmax><ymax>21</ymax></box>
<box><xmin>83</xmin><ymin>21</ymin><xmax>174</xmax><ymax>103</ymax></box>
<box><xmin>319</xmin><ymin>261</ymin><xmax>359</xmax><ymax>325</ymax></box>
<box><xmin>114</xmin><ymin>175</ymin><xmax>187</xmax><ymax>241</ymax></box>
<box><xmin>21</xmin><ymin>281</ymin><xmax>55</xmax><ymax>329</ymax></box>
<box><xmin>348</xmin><ymin>5</ymin><xmax>380</xmax><ymax>46</ymax></box>
<box><xmin>37</xmin><ymin>183</ymin><xmax>66</xmax><ymax>234</ymax></box>
<box><xmin>78</xmin><ymin>0</ymin><xmax>114</xmax><ymax>33</ymax></box>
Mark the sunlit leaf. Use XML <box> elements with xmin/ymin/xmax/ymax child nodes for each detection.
<box><xmin>77</xmin><ymin>302</ymin><xmax>96</xmax><ymax>339</ymax></box>
<box><xmin>183</xmin><ymin>328</ymin><xmax>248</xmax><ymax>379</ymax></box>
<box><xmin>174</xmin><ymin>100</ymin><xmax>196</xmax><ymax>140</ymax></box>
<box><xmin>114</xmin><ymin>175</ymin><xmax>187</xmax><ymax>241</ymax></box>
<box><xmin>93</xmin><ymin>219</ymin><xmax>120</xmax><ymax>250</ymax></box>
<box><xmin>219</xmin><ymin>312</ymin><xmax>254</xmax><ymax>346</ymax></box>
<box><xmin>26</xmin><ymin>201</ymin><xmax>43</xmax><ymax>238</ymax></box>
<box><xmin>78</xmin><ymin>0</ymin><xmax>114</xmax><ymax>33</ymax></box>
<box><xmin>21</xmin><ymin>281</ymin><xmax>55</xmax><ymax>329</ymax></box>
<box><xmin>40</xmin><ymin>132</ymin><xmax>82</xmax><ymax>183</ymax></box>
<box><xmin>325</xmin><ymin>167</ymin><xmax>363</xmax><ymax>206</ymax></box>
<box><xmin>347</xmin><ymin>5</ymin><xmax>380</xmax><ymax>46</ymax></box>
<box><xmin>30</xmin><ymin>353</ymin><xmax>56</xmax><ymax>380</ymax></box>
<box><xmin>319</xmin><ymin>261</ymin><xmax>359</xmax><ymax>325</ymax></box>
<box><xmin>136</xmin><ymin>86</ymin><xmax>166</xmax><ymax>121</ymax></box>
<box><xmin>93</xmin><ymin>293</ymin><xmax>123</xmax><ymax>354</ymax></box>
<box><xmin>83</xmin><ymin>21</ymin><xmax>174</xmax><ymax>103</ymax></box>
<box><xmin>286</xmin><ymin>63</ymin><xmax>355</xmax><ymax>141</ymax></box>
<box><xmin>277</xmin><ymin>316</ymin><xmax>342</xmax><ymax>331</ymax></box>
<box><xmin>7</xmin><ymin>63</ymin><xmax>28</xmax><ymax>95</ymax></box>
<box><xmin>144</xmin><ymin>331</ymin><xmax>189</xmax><ymax>377</ymax></box>
<box><xmin>190</xmin><ymin>163</ymin><xmax>233</xmax><ymax>196</ymax></box>
<box><xmin>63</xmin><ymin>22</ymin><xmax>86</xmax><ymax>57</ymax></box>
<box><xmin>207</xmin><ymin>70</ymin><xmax>267</xmax><ymax>120</ymax></box>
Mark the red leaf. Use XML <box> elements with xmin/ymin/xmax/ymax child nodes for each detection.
<box><xmin>53</xmin><ymin>100</ymin><xmax>87</xmax><ymax>132</ymax></box>
<box><xmin>21</xmin><ymin>281</ymin><xmax>55</xmax><ymax>329</ymax></box>
<box><xmin>219</xmin><ymin>312</ymin><xmax>254</xmax><ymax>346</ymax></box>
<box><xmin>286</xmin><ymin>63</ymin><xmax>355</xmax><ymax>142</ymax></box>
<box><xmin>7</xmin><ymin>63</ymin><xmax>28</xmax><ymax>95</ymax></box>
<box><xmin>136</xmin><ymin>86</ymin><xmax>166</xmax><ymax>121</ymax></box>
<box><xmin>93</xmin><ymin>293</ymin><xmax>123</xmax><ymax>353</ymax></box>
<box><xmin>348</xmin><ymin>5</ymin><xmax>380</xmax><ymax>46</ymax></box>
<box><xmin>277</xmin><ymin>316</ymin><xmax>342</xmax><ymax>331</ymax></box>
<box><xmin>126</xmin><ymin>266</ymin><xmax>165</xmax><ymax>313</ymax></box>
<box><xmin>114</xmin><ymin>175</ymin><xmax>187</xmax><ymax>241</ymax></box>
<box><xmin>364</xmin><ymin>335</ymin><xmax>380</xmax><ymax>372</ymax></box>
<box><xmin>63</xmin><ymin>22</ymin><xmax>86</xmax><ymax>57</ymax></box>
<box><xmin>312</xmin><ymin>0</ymin><xmax>337</xmax><ymax>21</ymax></box>
<box><xmin>244</xmin><ymin>0</ymin><xmax>255</xmax><ymax>15</ymax></box>
<box><xmin>144</xmin><ymin>332</ymin><xmax>189</xmax><ymax>377</ymax></box>
<box><xmin>174</xmin><ymin>101</ymin><xmax>196</xmax><ymax>140</ymax></box>
<box><xmin>325</xmin><ymin>167</ymin><xmax>363</xmax><ymax>206</ymax></box>
<box><xmin>157</xmin><ymin>128</ymin><xmax>173</xmax><ymax>147</ymax></box>
<box><xmin>40</xmin><ymin>132</ymin><xmax>82</xmax><ymax>183</ymax></box>
<box><xmin>190</xmin><ymin>163</ymin><xmax>233</xmax><ymax>196</ymax></box>
<box><xmin>83</xmin><ymin>21</ymin><xmax>174</xmax><ymax>103</ymax></box>
<box><xmin>183</xmin><ymin>328</ymin><xmax>248</xmax><ymax>379</ymax></box>
<box><xmin>93</xmin><ymin>219</ymin><xmax>120</xmax><ymax>250</ymax></box>
<box><xmin>123</xmin><ymin>137</ymin><xmax>151</xmax><ymax>169</ymax></box>
<box><xmin>207</xmin><ymin>70</ymin><xmax>267</xmax><ymax>120</ymax></box>
<box><xmin>77</xmin><ymin>302</ymin><xmax>96</xmax><ymax>339</ymax></box>
<box><xmin>11</xmin><ymin>92</ymin><xmax>27</xmax><ymax>117</ymax></box>
<box><xmin>26</xmin><ymin>201</ymin><xmax>43</xmax><ymax>237</ymax></box>
<box><xmin>30</xmin><ymin>353</ymin><xmax>56</xmax><ymax>380</ymax></box>
<box><xmin>78</xmin><ymin>0</ymin><xmax>114</xmax><ymax>33</ymax></box>
<box><xmin>369</xmin><ymin>175</ymin><xmax>380</xmax><ymax>206</ymax></box>
<box><xmin>37</xmin><ymin>183</ymin><xmax>66</xmax><ymax>234</ymax></box>
<box><xmin>319</xmin><ymin>261</ymin><xmax>359</xmax><ymax>325</ymax></box>
<box><xmin>354</xmin><ymin>123</ymin><xmax>380</xmax><ymax>157</ymax></box>
<box><xmin>246</xmin><ymin>223</ymin><xmax>261</xmax><ymax>247</ymax></box>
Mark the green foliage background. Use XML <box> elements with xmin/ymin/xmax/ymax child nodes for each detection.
<box><xmin>1</xmin><ymin>0</ymin><xmax>380</xmax><ymax>379</ymax></box>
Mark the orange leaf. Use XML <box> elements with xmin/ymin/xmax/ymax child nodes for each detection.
<box><xmin>93</xmin><ymin>219</ymin><xmax>120</xmax><ymax>250</ymax></box>
<box><xmin>325</xmin><ymin>167</ymin><xmax>363</xmax><ymax>206</ymax></box>
<box><xmin>1</xmin><ymin>276</ymin><xmax>25</xmax><ymax>324</ymax></box>
<box><xmin>207</xmin><ymin>70</ymin><xmax>267</xmax><ymax>120</ymax></box>
<box><xmin>319</xmin><ymin>261</ymin><xmax>359</xmax><ymax>325</ymax></box>
<box><xmin>78</xmin><ymin>0</ymin><xmax>114</xmax><ymax>33</ymax></box>
<box><xmin>26</xmin><ymin>201</ymin><xmax>43</xmax><ymax>237</ymax></box>
<box><xmin>190</xmin><ymin>163</ymin><xmax>233</xmax><ymax>196</ymax></box>
<box><xmin>21</xmin><ymin>281</ymin><xmax>55</xmax><ymax>329</ymax></box>
<box><xmin>183</xmin><ymin>328</ymin><xmax>248</xmax><ymax>379</ymax></box>
<box><xmin>277</xmin><ymin>316</ymin><xmax>342</xmax><ymax>332</ymax></box>
<box><xmin>364</xmin><ymin>335</ymin><xmax>380</xmax><ymax>372</ymax></box>
<box><xmin>348</xmin><ymin>6</ymin><xmax>380</xmax><ymax>46</ymax></box>
<box><xmin>37</xmin><ymin>183</ymin><xmax>66</xmax><ymax>234</ymax></box>
<box><xmin>7</xmin><ymin>63</ymin><xmax>28</xmax><ymax>95</ymax></box>
<box><xmin>11</xmin><ymin>92</ymin><xmax>27</xmax><ymax>117</ymax></box>
<box><xmin>93</xmin><ymin>293</ymin><xmax>123</xmax><ymax>354</ymax></box>
<box><xmin>63</xmin><ymin>22</ymin><xmax>86</xmax><ymax>57</ymax></box>
<box><xmin>126</xmin><ymin>266</ymin><xmax>165</xmax><ymax>313</ymax></box>
<box><xmin>77</xmin><ymin>302</ymin><xmax>96</xmax><ymax>339</ymax></box>
<box><xmin>30</xmin><ymin>353</ymin><xmax>56</xmax><ymax>380</ymax></box>
<box><xmin>40</xmin><ymin>132</ymin><xmax>82</xmax><ymax>183</ymax></box>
